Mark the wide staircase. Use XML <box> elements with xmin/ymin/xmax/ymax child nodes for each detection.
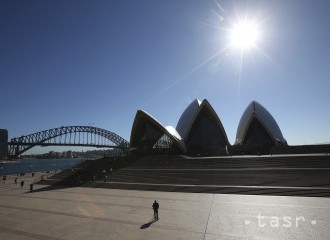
<box><xmin>95</xmin><ymin>154</ymin><xmax>330</xmax><ymax>196</ymax></box>
<box><xmin>37</xmin><ymin>154</ymin><xmax>330</xmax><ymax>197</ymax></box>
<box><xmin>104</xmin><ymin>155</ymin><xmax>330</xmax><ymax>184</ymax></box>
<box><xmin>125</xmin><ymin>154</ymin><xmax>330</xmax><ymax>169</ymax></box>
<box><xmin>37</xmin><ymin>156</ymin><xmax>136</xmax><ymax>186</ymax></box>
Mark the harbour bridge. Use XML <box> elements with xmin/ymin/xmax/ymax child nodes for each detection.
<box><xmin>8</xmin><ymin>126</ymin><xmax>130</xmax><ymax>159</ymax></box>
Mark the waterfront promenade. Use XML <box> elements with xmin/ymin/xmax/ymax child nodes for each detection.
<box><xmin>1</xmin><ymin>180</ymin><xmax>330</xmax><ymax>240</ymax></box>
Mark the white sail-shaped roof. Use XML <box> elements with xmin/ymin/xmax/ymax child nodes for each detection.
<box><xmin>235</xmin><ymin>101</ymin><xmax>286</xmax><ymax>145</ymax></box>
<box><xmin>176</xmin><ymin>99</ymin><xmax>202</xmax><ymax>140</ymax></box>
<box><xmin>165</xmin><ymin>126</ymin><xmax>182</xmax><ymax>141</ymax></box>
<box><xmin>188</xmin><ymin>99</ymin><xmax>229</xmax><ymax>145</ymax></box>
<box><xmin>130</xmin><ymin>110</ymin><xmax>186</xmax><ymax>152</ymax></box>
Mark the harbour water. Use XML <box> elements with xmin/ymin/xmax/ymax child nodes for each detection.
<box><xmin>0</xmin><ymin>158</ymin><xmax>94</xmax><ymax>175</ymax></box>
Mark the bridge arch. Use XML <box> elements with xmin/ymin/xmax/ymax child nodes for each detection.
<box><xmin>8</xmin><ymin>126</ymin><xmax>129</xmax><ymax>158</ymax></box>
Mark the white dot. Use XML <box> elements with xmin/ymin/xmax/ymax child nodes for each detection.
<box><xmin>245</xmin><ymin>220</ymin><xmax>250</xmax><ymax>225</ymax></box>
<box><xmin>311</xmin><ymin>220</ymin><xmax>317</xmax><ymax>225</ymax></box>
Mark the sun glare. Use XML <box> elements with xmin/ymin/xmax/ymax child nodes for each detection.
<box><xmin>230</xmin><ymin>21</ymin><xmax>259</xmax><ymax>50</ymax></box>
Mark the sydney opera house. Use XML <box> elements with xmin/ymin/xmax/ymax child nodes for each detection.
<box><xmin>130</xmin><ymin>99</ymin><xmax>287</xmax><ymax>155</ymax></box>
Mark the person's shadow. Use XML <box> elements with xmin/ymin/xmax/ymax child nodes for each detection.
<box><xmin>140</xmin><ymin>219</ymin><xmax>157</xmax><ymax>229</ymax></box>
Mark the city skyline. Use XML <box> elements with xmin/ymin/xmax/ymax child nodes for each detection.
<box><xmin>1</xmin><ymin>0</ymin><xmax>330</xmax><ymax>154</ymax></box>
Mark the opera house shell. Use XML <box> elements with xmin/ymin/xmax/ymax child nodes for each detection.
<box><xmin>130</xmin><ymin>99</ymin><xmax>286</xmax><ymax>155</ymax></box>
<box><xmin>235</xmin><ymin>101</ymin><xmax>287</xmax><ymax>146</ymax></box>
<box><xmin>130</xmin><ymin>99</ymin><xmax>229</xmax><ymax>154</ymax></box>
<box><xmin>130</xmin><ymin>110</ymin><xmax>186</xmax><ymax>154</ymax></box>
<box><xmin>176</xmin><ymin>99</ymin><xmax>229</xmax><ymax>154</ymax></box>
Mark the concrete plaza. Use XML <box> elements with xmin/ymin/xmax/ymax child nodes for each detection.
<box><xmin>0</xmin><ymin>181</ymin><xmax>329</xmax><ymax>240</ymax></box>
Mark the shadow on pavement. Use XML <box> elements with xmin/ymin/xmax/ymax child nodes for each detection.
<box><xmin>140</xmin><ymin>219</ymin><xmax>157</xmax><ymax>229</ymax></box>
<box><xmin>28</xmin><ymin>184</ymin><xmax>73</xmax><ymax>193</ymax></box>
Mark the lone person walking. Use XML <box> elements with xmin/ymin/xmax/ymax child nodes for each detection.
<box><xmin>152</xmin><ymin>200</ymin><xmax>159</xmax><ymax>220</ymax></box>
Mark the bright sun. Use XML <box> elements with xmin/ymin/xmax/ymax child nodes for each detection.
<box><xmin>230</xmin><ymin>21</ymin><xmax>259</xmax><ymax>50</ymax></box>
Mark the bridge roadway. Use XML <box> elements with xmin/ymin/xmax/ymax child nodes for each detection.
<box><xmin>8</xmin><ymin>125</ymin><xmax>129</xmax><ymax>158</ymax></box>
<box><xmin>8</xmin><ymin>142</ymin><xmax>121</xmax><ymax>148</ymax></box>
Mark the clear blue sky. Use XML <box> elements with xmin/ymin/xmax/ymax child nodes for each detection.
<box><xmin>1</xmin><ymin>0</ymin><xmax>330</xmax><ymax>153</ymax></box>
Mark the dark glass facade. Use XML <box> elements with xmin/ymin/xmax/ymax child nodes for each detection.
<box><xmin>186</xmin><ymin>107</ymin><xmax>227</xmax><ymax>153</ymax></box>
<box><xmin>243</xmin><ymin>118</ymin><xmax>274</xmax><ymax>146</ymax></box>
<box><xmin>133</xmin><ymin>121</ymin><xmax>164</xmax><ymax>150</ymax></box>
<box><xmin>131</xmin><ymin>115</ymin><xmax>181</xmax><ymax>154</ymax></box>
<box><xmin>153</xmin><ymin>134</ymin><xmax>173</xmax><ymax>149</ymax></box>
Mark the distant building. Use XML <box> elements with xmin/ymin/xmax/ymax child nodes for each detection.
<box><xmin>65</xmin><ymin>151</ymin><xmax>73</xmax><ymax>158</ymax></box>
<box><xmin>0</xmin><ymin>129</ymin><xmax>8</xmax><ymax>159</ymax></box>
<box><xmin>130</xmin><ymin>99</ymin><xmax>287</xmax><ymax>156</ymax></box>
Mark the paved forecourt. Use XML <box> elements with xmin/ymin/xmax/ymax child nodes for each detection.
<box><xmin>0</xmin><ymin>182</ymin><xmax>330</xmax><ymax>240</ymax></box>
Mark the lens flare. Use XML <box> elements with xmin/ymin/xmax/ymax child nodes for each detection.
<box><xmin>230</xmin><ymin>21</ymin><xmax>260</xmax><ymax>50</ymax></box>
